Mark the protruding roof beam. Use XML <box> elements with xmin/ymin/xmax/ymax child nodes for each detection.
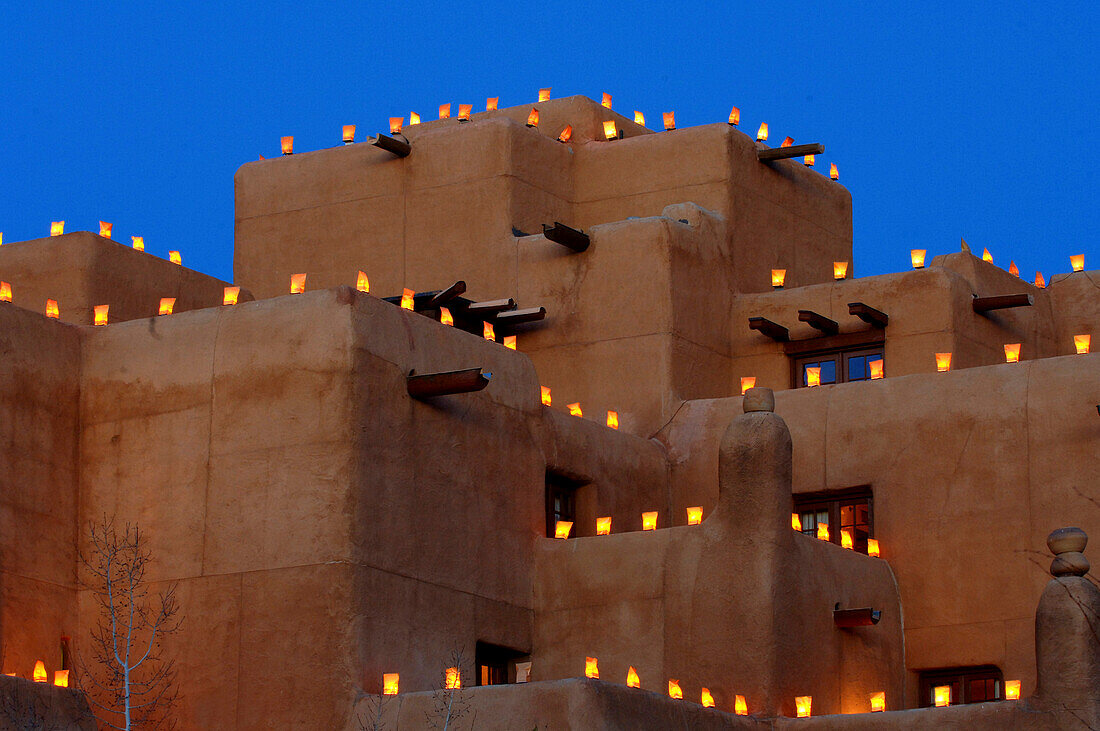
<box><xmin>749</xmin><ymin>317</ymin><xmax>790</xmax><ymax>342</ymax></box>
<box><xmin>427</xmin><ymin>280</ymin><xmax>466</xmax><ymax>308</ymax></box>
<box><xmin>757</xmin><ymin>143</ymin><xmax>825</xmax><ymax>162</ymax></box>
<box><xmin>848</xmin><ymin>302</ymin><xmax>889</xmax><ymax>328</ymax></box>
<box><xmin>494</xmin><ymin>306</ymin><xmax>546</xmax><ymax>326</ymax></box>
<box><xmin>798</xmin><ymin>310</ymin><xmax>839</xmax><ymax>336</ymax></box>
<box><xmin>542</xmin><ymin>222</ymin><xmax>591</xmax><ymax>253</ymax></box>
<box><xmin>465</xmin><ymin>298</ymin><xmax>516</xmax><ymax>316</ymax></box>
<box><xmin>407</xmin><ymin>368</ymin><xmax>491</xmax><ymax>399</ymax></box>
<box><xmin>972</xmin><ymin>293</ymin><xmax>1034</xmax><ymax>313</ymax></box>
<box><xmin>370</xmin><ymin>133</ymin><xmax>411</xmax><ymax>158</ymax></box>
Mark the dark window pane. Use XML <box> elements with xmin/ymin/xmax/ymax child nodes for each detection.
<box><xmin>820</xmin><ymin>360</ymin><xmax>837</xmax><ymax>383</ymax></box>
<box><xmin>848</xmin><ymin>355</ymin><xmax>867</xmax><ymax>381</ymax></box>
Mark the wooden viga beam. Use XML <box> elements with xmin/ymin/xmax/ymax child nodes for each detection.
<box><xmin>848</xmin><ymin>302</ymin><xmax>889</xmax><ymax>328</ymax></box>
<box><xmin>542</xmin><ymin>222</ymin><xmax>590</xmax><ymax>253</ymax></box>
<box><xmin>757</xmin><ymin>143</ymin><xmax>825</xmax><ymax>162</ymax></box>
<box><xmin>748</xmin><ymin>316</ymin><xmax>789</xmax><ymax>342</ymax></box>
<box><xmin>464</xmin><ymin>298</ymin><xmax>516</xmax><ymax>316</ymax></box>
<box><xmin>407</xmin><ymin>367</ymin><xmax>491</xmax><ymax>399</ymax></box>
<box><xmin>972</xmin><ymin>293</ymin><xmax>1034</xmax><ymax>313</ymax></box>
<box><xmin>427</xmin><ymin>280</ymin><xmax>467</xmax><ymax>308</ymax></box>
<box><xmin>494</xmin><ymin>306</ymin><xmax>546</xmax><ymax>327</ymax></box>
<box><xmin>370</xmin><ymin>133</ymin><xmax>411</xmax><ymax>158</ymax></box>
<box><xmin>797</xmin><ymin>310</ymin><xmax>839</xmax><ymax>336</ymax></box>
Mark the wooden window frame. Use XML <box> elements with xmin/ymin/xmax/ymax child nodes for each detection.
<box><xmin>793</xmin><ymin>486</ymin><xmax>874</xmax><ymax>554</ymax></box>
<box><xmin>475</xmin><ymin>641</ymin><xmax>529</xmax><ymax>686</ymax></box>
<box><xmin>784</xmin><ymin>332</ymin><xmax>885</xmax><ymax>389</ymax></box>
<box><xmin>545</xmin><ymin>471</ymin><xmax>584</xmax><ymax>538</ymax></box>
<box><xmin>918</xmin><ymin>665</ymin><xmax>1004</xmax><ymax>707</ymax></box>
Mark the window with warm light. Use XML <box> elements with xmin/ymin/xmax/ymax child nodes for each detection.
<box><xmin>794</xmin><ymin>347</ymin><xmax>884</xmax><ymax>388</ymax></box>
<box><xmin>475</xmin><ymin>641</ymin><xmax>528</xmax><ymax>686</ymax></box>
<box><xmin>545</xmin><ymin>471</ymin><xmax>584</xmax><ymax>539</ymax></box>
<box><xmin>919</xmin><ymin>666</ymin><xmax>1004</xmax><ymax>707</ymax></box>
<box><xmin>794</xmin><ymin>487</ymin><xmax>874</xmax><ymax>554</ymax></box>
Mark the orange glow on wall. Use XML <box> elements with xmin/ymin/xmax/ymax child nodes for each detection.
<box><xmin>1009</xmin><ymin>260</ymin><xmax>1020</xmax><ymax>277</ymax></box>
<box><xmin>222</xmin><ymin>287</ymin><xmax>240</xmax><ymax>306</ymax></box>
<box><xmin>158</xmin><ymin>298</ymin><xmax>175</xmax><ymax>316</ymax></box>
<box><xmin>538</xmin><ymin>88</ymin><xmax>551</xmax><ymax>102</ymax></box>
<box><xmin>131</xmin><ymin>236</ymin><xmax>144</xmax><ymax>251</ymax></box>
<box><xmin>0</xmin><ymin>282</ymin><xmax>11</xmax><ymax>302</ymax></box>
<box><xmin>735</xmin><ymin>695</ymin><xmax>748</xmax><ymax>715</ymax></box>
<box><xmin>756</xmin><ymin>122</ymin><xmax>768</xmax><ymax>141</ymax></box>
<box><xmin>354</xmin><ymin>271</ymin><xmax>370</xmax><ymax>293</ymax></box>
<box><xmin>792</xmin><ymin>513</ymin><xmax>802</xmax><ymax>531</ymax></box>
<box><xmin>741</xmin><ymin>376</ymin><xmax>756</xmax><ymax>394</ymax></box>
<box><xmin>94</xmin><ymin>305</ymin><xmax>109</xmax><ymax>326</ymax></box>
<box><xmin>503</xmin><ymin>335</ymin><xmax>517</xmax><ymax>350</ymax></box>
<box><xmin>438</xmin><ymin>103</ymin><xmax>451</xmax><ymax>119</ymax></box>
<box><xmin>343</xmin><ymin>124</ymin><xmax>357</xmax><ymax>143</ymax></box>
<box><xmin>686</xmin><ymin>507</ymin><xmax>703</xmax><ymax>525</ymax></box>
<box><xmin>1004</xmin><ymin>343</ymin><xmax>1021</xmax><ymax>363</ymax></box>
<box><xmin>642</xmin><ymin>511</ymin><xmax>658</xmax><ymax>531</ymax></box>
<box><xmin>869</xmin><ymin>359</ymin><xmax>884</xmax><ymax>380</ymax></box>
<box><xmin>911</xmin><ymin>249</ymin><xmax>926</xmax><ymax>268</ymax></box>
<box><xmin>46</xmin><ymin>299</ymin><xmax>59</xmax><ymax>318</ymax></box>
<box><xmin>555</xmin><ymin>520</ymin><xmax>573</xmax><ymax>539</ymax></box>
<box><xmin>771</xmin><ymin>269</ymin><xmax>786</xmax><ymax>288</ymax></box>
<box><xmin>781</xmin><ymin>136</ymin><xmax>794</xmax><ymax>147</ymax></box>
<box><xmin>606</xmin><ymin>410</ymin><xmax>619</xmax><ymax>429</ymax></box>
<box><xmin>870</xmin><ymin>691</ymin><xmax>885</xmax><ymax>712</ymax></box>
<box><xmin>934</xmin><ymin>685</ymin><xmax>950</xmax><ymax>706</ymax></box>
<box><xmin>54</xmin><ymin>670</ymin><xmax>69</xmax><ymax>687</ymax></box>
<box><xmin>541</xmin><ymin>386</ymin><xmax>552</xmax><ymax>406</ymax></box>
<box><xmin>169</xmin><ymin>251</ymin><xmax>182</xmax><ymax>265</ymax></box>
<box><xmin>383</xmin><ymin>673</ymin><xmax>399</xmax><ymax>695</ymax></box>
<box><xmin>833</xmin><ymin>261</ymin><xmax>849</xmax><ymax>280</ymax></box>
<box><xmin>585</xmin><ymin>657</ymin><xmax>599</xmax><ymax>678</ymax></box>
<box><xmin>596</xmin><ymin>517</ymin><xmax>611</xmax><ymax>535</ymax></box>
<box><xmin>795</xmin><ymin>696</ymin><xmax>812</xmax><ymax>718</ymax></box>
<box><xmin>1071</xmin><ymin>254</ymin><xmax>1085</xmax><ymax>272</ymax></box>
<box><xmin>634</xmin><ymin>111</ymin><xmax>645</xmax><ymax>126</ymax></box>
<box><xmin>440</xmin><ymin>307</ymin><xmax>454</xmax><ymax>326</ymax></box>
<box><xmin>486</xmin><ymin>97</ymin><xmax>498</xmax><ymax>111</ymax></box>
<box><xmin>663</xmin><ymin>112</ymin><xmax>675</xmax><ymax>131</ymax></box>
<box><xmin>458</xmin><ymin>104</ymin><xmax>472</xmax><ymax>121</ymax></box>
<box><xmin>483</xmin><ymin>321</ymin><xmax>496</xmax><ymax>342</ymax></box>
<box><xmin>445</xmin><ymin>667</ymin><xmax>461</xmax><ymax>689</ymax></box>
<box><xmin>601</xmin><ymin>93</ymin><xmax>613</xmax><ymax>108</ymax></box>
<box><xmin>33</xmin><ymin>661</ymin><xmax>47</xmax><ymax>683</ymax></box>
<box><xmin>935</xmin><ymin>353</ymin><xmax>952</xmax><ymax>372</ymax></box>
<box><xmin>729</xmin><ymin>106</ymin><xmax>740</xmax><ymax>125</ymax></box>
<box><xmin>1005</xmin><ymin>680</ymin><xmax>1021</xmax><ymax>700</ymax></box>
<box><xmin>1074</xmin><ymin>334</ymin><xmax>1090</xmax><ymax>354</ymax></box>
<box><xmin>841</xmin><ymin>529</ymin><xmax>854</xmax><ymax>549</ymax></box>
<box><xmin>803</xmin><ymin>154</ymin><xmax>815</xmax><ymax>166</ymax></box>
<box><xmin>51</xmin><ymin>221</ymin><xmax>65</xmax><ymax>236</ymax></box>
<box><xmin>567</xmin><ymin>402</ymin><xmax>582</xmax><ymax>417</ymax></box>
<box><xmin>816</xmin><ymin>522</ymin><xmax>829</xmax><ymax>541</ymax></box>
<box><xmin>281</xmin><ymin>136</ymin><xmax>293</xmax><ymax>155</ymax></box>
<box><xmin>410</xmin><ymin>112</ymin><xmax>421</xmax><ymax>125</ymax></box>
<box><xmin>558</xmin><ymin>125</ymin><xmax>573</xmax><ymax>143</ymax></box>
<box><xmin>829</xmin><ymin>163</ymin><xmax>839</xmax><ymax>181</ymax></box>
<box><xmin>668</xmin><ymin>680</ymin><xmax>682</xmax><ymax>699</ymax></box>
<box><xmin>290</xmin><ymin>273</ymin><xmax>307</xmax><ymax>294</ymax></box>
<box><xmin>868</xmin><ymin>538</ymin><xmax>880</xmax><ymax>557</ymax></box>
<box><xmin>701</xmin><ymin>688</ymin><xmax>715</xmax><ymax>707</ymax></box>
<box><xmin>627</xmin><ymin>666</ymin><xmax>640</xmax><ymax>688</ymax></box>
<box><xmin>99</xmin><ymin>221</ymin><xmax>112</xmax><ymax>238</ymax></box>
<box><xmin>603</xmin><ymin>120</ymin><xmax>617</xmax><ymax>140</ymax></box>
<box><xmin>526</xmin><ymin>108</ymin><xmax>539</xmax><ymax>127</ymax></box>
<box><xmin>982</xmin><ymin>247</ymin><xmax>993</xmax><ymax>263</ymax></box>
<box><xmin>806</xmin><ymin>366</ymin><xmax>821</xmax><ymax>388</ymax></box>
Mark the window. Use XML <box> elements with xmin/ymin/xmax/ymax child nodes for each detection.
<box><xmin>794</xmin><ymin>347</ymin><xmax>884</xmax><ymax>388</ymax></box>
<box><xmin>794</xmin><ymin>487</ymin><xmax>873</xmax><ymax>554</ymax></box>
<box><xmin>919</xmin><ymin>666</ymin><xmax>1004</xmax><ymax>707</ymax></box>
<box><xmin>545</xmin><ymin>471</ymin><xmax>583</xmax><ymax>538</ymax></box>
<box><xmin>475</xmin><ymin>642</ymin><xmax>528</xmax><ymax>686</ymax></box>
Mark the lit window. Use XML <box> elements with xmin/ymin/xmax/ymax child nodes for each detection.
<box><xmin>919</xmin><ymin>666</ymin><xmax>1004</xmax><ymax>707</ymax></box>
<box><xmin>794</xmin><ymin>487</ymin><xmax>873</xmax><ymax>554</ymax></box>
<box><xmin>475</xmin><ymin>642</ymin><xmax>528</xmax><ymax>686</ymax></box>
<box><xmin>794</xmin><ymin>347</ymin><xmax>884</xmax><ymax>388</ymax></box>
<box><xmin>545</xmin><ymin>471</ymin><xmax>584</xmax><ymax>538</ymax></box>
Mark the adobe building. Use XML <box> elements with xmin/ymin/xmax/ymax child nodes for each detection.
<box><xmin>1</xmin><ymin>93</ymin><xmax>1098</xmax><ymax>729</ymax></box>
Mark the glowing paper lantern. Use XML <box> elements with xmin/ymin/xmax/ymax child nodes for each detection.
<box><xmin>735</xmin><ymin>695</ymin><xmax>748</xmax><ymax>715</ymax></box>
<box><xmin>781</xmin><ymin>136</ymin><xmax>794</xmax><ymax>147</ymax></box>
<box><xmin>400</xmin><ymin>288</ymin><xmax>415</xmax><ymax>310</ymax></box>
<box><xmin>438</xmin><ymin>103</ymin><xmax>451</xmax><ymax>120</ymax></box>
<box><xmin>806</xmin><ymin>366</ymin><xmax>821</xmax><ymax>388</ymax></box>
<box><xmin>1004</xmin><ymin>343</ymin><xmax>1021</xmax><ymax>363</ymax></box>
<box><xmin>94</xmin><ymin>305</ymin><xmax>109</xmax><ymax>326</ymax></box>
<box><xmin>634</xmin><ymin>111</ymin><xmax>645</xmax><ymax>126</ymax></box>
<box><xmin>46</xmin><ymin>299</ymin><xmax>59</xmax><ymax>319</ymax></box>
<box><xmin>169</xmin><ymin>251</ymin><xmax>182</xmax><ymax>265</ymax></box>
<box><xmin>383</xmin><ymin>673</ymin><xmax>399</xmax><ymax>695</ymax></box>
<box><xmin>486</xmin><ymin>97</ymin><xmax>499</xmax><ymax>111</ymax></box>
<box><xmin>526</xmin><ymin>108</ymin><xmax>539</xmax><ymax>127</ymax></box>
<box><xmin>606</xmin><ymin>411</ymin><xmax>619</xmax><ymax>429</ymax></box>
<box><xmin>1074</xmin><ymin>335</ymin><xmax>1090</xmax><ymax>354</ymax></box>
<box><xmin>54</xmin><ymin>670</ymin><xmax>69</xmax><ymax>688</ymax></box>
<box><xmin>33</xmin><ymin>661</ymin><xmax>47</xmax><ymax>683</ymax></box>
<box><xmin>868</xmin><ymin>538</ymin><xmax>880</xmax><ymax>557</ymax></box>
<box><xmin>344</xmin><ymin>124</ymin><xmax>357</xmax><ymax>143</ymax></box>
<box><xmin>601</xmin><ymin>93</ymin><xmax>612</xmax><ymax>109</ymax></box>
<box><xmin>596</xmin><ymin>517</ymin><xmax>611</xmax><ymax>535</ymax></box>
<box><xmin>356</xmin><ymin>271</ymin><xmax>370</xmax><ymax>293</ymax></box>
<box><xmin>982</xmin><ymin>248</ymin><xmax>993</xmax><ymax>263</ymax></box>
<box><xmin>1035</xmin><ymin>272</ymin><xmax>1046</xmax><ymax>288</ymax></box>
<box><xmin>870</xmin><ymin>691</ymin><xmax>885</xmax><ymax>712</ymax></box>
<box><xmin>771</xmin><ymin>269</ymin><xmax>786</xmax><ymax>288</ymax></box>
<box><xmin>663</xmin><ymin>112</ymin><xmax>675</xmax><ymax>131</ymax></box>
<box><xmin>795</xmin><ymin>696</ymin><xmax>812</xmax><ymax>718</ymax></box>
<box><xmin>1005</xmin><ymin>680</ymin><xmax>1021</xmax><ymax>700</ymax></box>
<box><xmin>558</xmin><ymin>125</ymin><xmax>573</xmax><ymax>143</ymax></box>
<box><xmin>585</xmin><ymin>657</ymin><xmax>599</xmax><ymax>678</ymax></box>
<box><xmin>132</xmin><ymin>236</ymin><xmax>144</xmax><ymax>251</ymax></box>
<box><xmin>935</xmin><ymin>353</ymin><xmax>952</xmax><ymax>372</ymax></box>
<box><xmin>741</xmin><ymin>376</ymin><xmax>756</xmax><ymax>394</ymax></box>
<box><xmin>603</xmin><ymin>120</ymin><xmax>617</xmax><ymax>140</ymax></box>
<box><xmin>841</xmin><ymin>529</ymin><xmax>854</xmax><ymax>549</ymax></box>
<box><xmin>668</xmin><ymin>680</ymin><xmax>682</xmax><ymax>700</ymax></box>
<box><xmin>99</xmin><ymin>221</ymin><xmax>112</xmax><ymax>238</ymax></box>
<box><xmin>804</xmin><ymin>154</ymin><xmax>815</xmax><ymax>166</ymax></box>
<box><xmin>642</xmin><ymin>511</ymin><xmax>658</xmax><ymax>531</ymax></box>
<box><xmin>540</xmin><ymin>386</ymin><xmax>551</xmax><ymax>406</ymax></box>
<box><xmin>445</xmin><ymin>667</ymin><xmax>461</xmax><ymax>689</ymax></box>
<box><xmin>0</xmin><ymin>282</ymin><xmax>11</xmax><ymax>302</ymax></box>
<box><xmin>440</xmin><ymin>307</ymin><xmax>454</xmax><ymax>326</ymax></box>
<box><xmin>223</xmin><ymin>287</ymin><xmax>240</xmax><ymax>306</ymax></box>
<box><xmin>290</xmin><ymin>273</ymin><xmax>307</xmax><ymax>294</ymax></box>
<box><xmin>686</xmin><ymin>507</ymin><xmax>703</xmax><ymax>525</ymax></box>
<box><xmin>410</xmin><ymin>112</ymin><xmax>421</xmax><ymax>125</ymax></box>
<box><xmin>756</xmin><ymin>122</ymin><xmax>768</xmax><ymax>141</ymax></box>
<box><xmin>458</xmin><ymin>104</ymin><xmax>472</xmax><ymax>121</ymax></box>
<box><xmin>792</xmin><ymin>513</ymin><xmax>802</xmax><ymax>531</ymax></box>
<box><xmin>538</xmin><ymin>88</ymin><xmax>551</xmax><ymax>102</ymax></box>
<box><xmin>869</xmin><ymin>359</ymin><xmax>884</xmax><ymax>380</ymax></box>
<box><xmin>817</xmin><ymin>522</ymin><xmax>829</xmax><ymax>541</ymax></box>
<box><xmin>503</xmin><ymin>335</ymin><xmax>517</xmax><ymax>350</ymax></box>
<box><xmin>830</xmin><ymin>163</ymin><xmax>839</xmax><ymax>181</ymax></box>
<box><xmin>627</xmin><ymin>666</ymin><xmax>640</xmax><ymax>688</ymax></box>
<box><xmin>158</xmin><ymin>298</ymin><xmax>175</xmax><ymax>316</ymax></box>
<box><xmin>701</xmin><ymin>688</ymin><xmax>715</xmax><ymax>708</ymax></box>
<box><xmin>911</xmin><ymin>249</ymin><xmax>926</xmax><ymax>269</ymax></box>
<box><xmin>934</xmin><ymin>685</ymin><xmax>950</xmax><ymax>707</ymax></box>
<box><xmin>51</xmin><ymin>221</ymin><xmax>65</xmax><ymax>236</ymax></box>
<box><xmin>483</xmin><ymin>321</ymin><xmax>496</xmax><ymax>342</ymax></box>
<box><xmin>555</xmin><ymin>521</ymin><xmax>573</xmax><ymax>539</ymax></box>
<box><xmin>281</xmin><ymin>136</ymin><xmax>293</xmax><ymax>155</ymax></box>
<box><xmin>1009</xmin><ymin>261</ymin><xmax>1020</xmax><ymax>277</ymax></box>
<box><xmin>728</xmin><ymin>106</ymin><xmax>740</xmax><ymax>125</ymax></box>
<box><xmin>567</xmin><ymin>402</ymin><xmax>582</xmax><ymax>417</ymax></box>
<box><xmin>1071</xmin><ymin>254</ymin><xmax>1085</xmax><ymax>272</ymax></box>
<box><xmin>833</xmin><ymin>261</ymin><xmax>849</xmax><ymax>280</ymax></box>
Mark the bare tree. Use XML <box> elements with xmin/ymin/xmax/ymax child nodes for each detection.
<box><xmin>76</xmin><ymin>517</ymin><xmax>182</xmax><ymax>730</ymax></box>
<box><xmin>425</xmin><ymin>649</ymin><xmax>474</xmax><ymax>731</ymax></box>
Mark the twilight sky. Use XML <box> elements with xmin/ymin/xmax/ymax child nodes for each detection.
<box><xmin>1</xmin><ymin>2</ymin><xmax>1095</xmax><ymax>284</ymax></box>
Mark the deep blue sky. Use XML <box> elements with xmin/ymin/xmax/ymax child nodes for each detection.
<box><xmin>2</xmin><ymin>3</ymin><xmax>1096</xmax><ymax>284</ymax></box>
